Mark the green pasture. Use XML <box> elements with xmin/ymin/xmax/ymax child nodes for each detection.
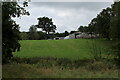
<box><xmin>4</xmin><ymin>39</ymin><xmax>118</xmax><ymax>78</ymax></box>
<box><xmin>13</xmin><ymin>39</ymin><xmax>111</xmax><ymax>59</ymax></box>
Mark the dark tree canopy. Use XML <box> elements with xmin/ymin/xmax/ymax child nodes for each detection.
<box><xmin>87</xmin><ymin>7</ymin><xmax>112</xmax><ymax>39</ymax></box>
<box><xmin>20</xmin><ymin>32</ymin><xmax>29</xmax><ymax>40</ymax></box>
<box><xmin>2</xmin><ymin>2</ymin><xmax>29</xmax><ymax>63</ymax></box>
<box><xmin>78</xmin><ymin>26</ymin><xmax>90</xmax><ymax>34</ymax></box>
<box><xmin>96</xmin><ymin>8</ymin><xmax>112</xmax><ymax>39</ymax></box>
<box><xmin>110</xmin><ymin>1</ymin><xmax>120</xmax><ymax>40</ymax></box>
<box><xmin>86</xmin><ymin>1</ymin><xmax>120</xmax><ymax>67</ymax></box>
<box><xmin>37</xmin><ymin>17</ymin><xmax>56</xmax><ymax>35</ymax></box>
<box><xmin>28</xmin><ymin>25</ymin><xmax>39</xmax><ymax>40</ymax></box>
<box><xmin>110</xmin><ymin>1</ymin><xmax>120</xmax><ymax>67</ymax></box>
<box><xmin>78</xmin><ymin>26</ymin><xmax>84</xmax><ymax>32</ymax></box>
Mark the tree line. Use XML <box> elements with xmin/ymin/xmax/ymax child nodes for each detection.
<box><xmin>20</xmin><ymin>30</ymin><xmax>69</xmax><ymax>40</ymax></box>
<box><xmin>77</xmin><ymin>1</ymin><xmax>120</xmax><ymax>67</ymax></box>
<box><xmin>78</xmin><ymin>1</ymin><xmax>120</xmax><ymax>41</ymax></box>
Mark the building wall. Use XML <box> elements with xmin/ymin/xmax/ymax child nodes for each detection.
<box><xmin>64</xmin><ymin>32</ymin><xmax>98</xmax><ymax>39</ymax></box>
<box><xmin>69</xmin><ymin>34</ymin><xmax>75</xmax><ymax>39</ymax></box>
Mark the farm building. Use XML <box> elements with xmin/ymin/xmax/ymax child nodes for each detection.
<box><xmin>64</xmin><ymin>32</ymin><xmax>97</xmax><ymax>39</ymax></box>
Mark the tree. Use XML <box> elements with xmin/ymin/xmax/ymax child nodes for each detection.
<box><xmin>88</xmin><ymin>7</ymin><xmax>112</xmax><ymax>39</ymax></box>
<box><xmin>88</xmin><ymin>18</ymin><xmax>97</xmax><ymax>35</ymax></box>
<box><xmin>2</xmin><ymin>2</ymin><xmax>29</xmax><ymax>63</ymax></box>
<box><xmin>37</xmin><ymin>17</ymin><xmax>56</xmax><ymax>39</ymax></box>
<box><xmin>64</xmin><ymin>31</ymin><xmax>69</xmax><ymax>36</ymax></box>
<box><xmin>88</xmin><ymin>24</ymin><xmax>95</xmax><ymax>35</ymax></box>
<box><xmin>96</xmin><ymin>7</ymin><xmax>112</xmax><ymax>39</ymax></box>
<box><xmin>38</xmin><ymin>31</ymin><xmax>47</xmax><ymax>40</ymax></box>
<box><xmin>78</xmin><ymin>26</ymin><xmax>84</xmax><ymax>32</ymax></box>
<box><xmin>28</xmin><ymin>25</ymin><xmax>39</xmax><ymax>40</ymax></box>
<box><xmin>78</xmin><ymin>26</ymin><xmax>89</xmax><ymax>33</ymax></box>
<box><xmin>110</xmin><ymin>1</ymin><xmax>120</xmax><ymax>40</ymax></box>
<box><xmin>20</xmin><ymin>32</ymin><xmax>28</xmax><ymax>40</ymax></box>
<box><xmin>110</xmin><ymin>1</ymin><xmax>120</xmax><ymax>68</ymax></box>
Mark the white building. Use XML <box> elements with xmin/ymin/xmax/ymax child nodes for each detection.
<box><xmin>64</xmin><ymin>32</ymin><xmax>97</xmax><ymax>39</ymax></box>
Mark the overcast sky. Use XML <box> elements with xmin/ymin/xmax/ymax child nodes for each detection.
<box><xmin>14</xmin><ymin>2</ymin><xmax>112</xmax><ymax>33</ymax></box>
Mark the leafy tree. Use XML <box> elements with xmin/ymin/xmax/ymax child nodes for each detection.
<box><xmin>83</xmin><ymin>26</ymin><xmax>89</xmax><ymax>33</ymax></box>
<box><xmin>78</xmin><ymin>26</ymin><xmax>89</xmax><ymax>33</ymax></box>
<box><xmin>2</xmin><ymin>2</ymin><xmax>29</xmax><ymax>63</ymax></box>
<box><xmin>110</xmin><ymin>1</ymin><xmax>120</xmax><ymax>40</ymax></box>
<box><xmin>96</xmin><ymin>7</ymin><xmax>112</xmax><ymax>39</ymax></box>
<box><xmin>110</xmin><ymin>1</ymin><xmax>120</xmax><ymax>68</ymax></box>
<box><xmin>87</xmin><ymin>7</ymin><xmax>112</xmax><ymax>39</ymax></box>
<box><xmin>64</xmin><ymin>31</ymin><xmax>69</xmax><ymax>36</ymax></box>
<box><xmin>78</xmin><ymin>26</ymin><xmax>84</xmax><ymax>32</ymax></box>
<box><xmin>38</xmin><ymin>31</ymin><xmax>47</xmax><ymax>40</ymax></box>
<box><xmin>28</xmin><ymin>25</ymin><xmax>39</xmax><ymax>40</ymax></box>
<box><xmin>20</xmin><ymin>32</ymin><xmax>28</xmax><ymax>40</ymax></box>
<box><xmin>88</xmin><ymin>24</ymin><xmax>95</xmax><ymax>35</ymax></box>
<box><xmin>88</xmin><ymin>18</ymin><xmax>97</xmax><ymax>35</ymax></box>
<box><xmin>89</xmin><ymin>18</ymin><xmax>98</xmax><ymax>34</ymax></box>
<box><xmin>37</xmin><ymin>17</ymin><xmax>56</xmax><ymax>39</ymax></box>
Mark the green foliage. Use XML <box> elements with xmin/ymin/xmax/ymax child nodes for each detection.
<box><xmin>78</xmin><ymin>25</ymin><xmax>95</xmax><ymax>35</ymax></box>
<box><xmin>88</xmin><ymin>23</ymin><xmax>95</xmax><ymax>34</ymax></box>
<box><xmin>109</xmin><ymin>1</ymin><xmax>120</xmax><ymax>68</ymax></box>
<box><xmin>84</xmin><ymin>1</ymin><xmax>120</xmax><ymax>68</ymax></box>
<box><xmin>20</xmin><ymin>32</ymin><xmax>28</xmax><ymax>40</ymax></box>
<box><xmin>78</xmin><ymin>26</ymin><xmax>88</xmax><ymax>33</ymax></box>
<box><xmin>37</xmin><ymin>17</ymin><xmax>56</xmax><ymax>35</ymax></box>
<box><xmin>64</xmin><ymin>31</ymin><xmax>69</xmax><ymax>36</ymax></box>
<box><xmin>87</xmin><ymin>1</ymin><xmax>120</xmax><ymax>40</ymax></box>
<box><xmin>37</xmin><ymin>31</ymin><xmax>47</xmax><ymax>40</ymax></box>
<box><xmin>110</xmin><ymin>1</ymin><xmax>120</xmax><ymax>40</ymax></box>
<box><xmin>78</xmin><ymin>26</ymin><xmax>84</xmax><ymax>32</ymax></box>
<box><xmin>88</xmin><ymin>18</ymin><xmax>97</xmax><ymax>34</ymax></box>
<box><xmin>96</xmin><ymin>8</ymin><xmax>112</xmax><ymax>39</ymax></box>
<box><xmin>28</xmin><ymin>25</ymin><xmax>39</xmax><ymax>40</ymax></box>
<box><xmin>2</xmin><ymin>2</ymin><xmax>29</xmax><ymax>63</ymax></box>
<box><xmin>87</xmin><ymin>7</ymin><xmax>112</xmax><ymax>39</ymax></box>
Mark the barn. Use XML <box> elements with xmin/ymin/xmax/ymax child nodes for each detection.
<box><xmin>64</xmin><ymin>32</ymin><xmax>97</xmax><ymax>39</ymax></box>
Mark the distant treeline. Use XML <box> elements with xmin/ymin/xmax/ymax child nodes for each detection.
<box><xmin>19</xmin><ymin>31</ymin><xmax>70</xmax><ymax>40</ymax></box>
<box><xmin>78</xmin><ymin>1</ymin><xmax>120</xmax><ymax>40</ymax></box>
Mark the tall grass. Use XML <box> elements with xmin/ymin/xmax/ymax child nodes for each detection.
<box><xmin>3</xmin><ymin>57</ymin><xmax>118</xmax><ymax>78</ymax></box>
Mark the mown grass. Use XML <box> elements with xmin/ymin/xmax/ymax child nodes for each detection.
<box><xmin>13</xmin><ymin>39</ymin><xmax>112</xmax><ymax>60</ymax></box>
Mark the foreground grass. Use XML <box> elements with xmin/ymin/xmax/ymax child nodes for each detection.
<box><xmin>3</xmin><ymin>58</ymin><xmax>119</xmax><ymax>78</ymax></box>
<box><xmin>13</xmin><ymin>39</ymin><xmax>111</xmax><ymax>59</ymax></box>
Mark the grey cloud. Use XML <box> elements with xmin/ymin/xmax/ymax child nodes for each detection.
<box><xmin>30</xmin><ymin>2</ymin><xmax>112</xmax><ymax>11</ymax></box>
<box><xmin>15</xmin><ymin>2</ymin><xmax>112</xmax><ymax>33</ymax></box>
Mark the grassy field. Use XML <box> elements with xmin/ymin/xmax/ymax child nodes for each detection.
<box><xmin>13</xmin><ymin>39</ymin><xmax>111</xmax><ymax>59</ymax></box>
<box><xmin>3</xmin><ymin>39</ymin><xmax>118</xmax><ymax>78</ymax></box>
